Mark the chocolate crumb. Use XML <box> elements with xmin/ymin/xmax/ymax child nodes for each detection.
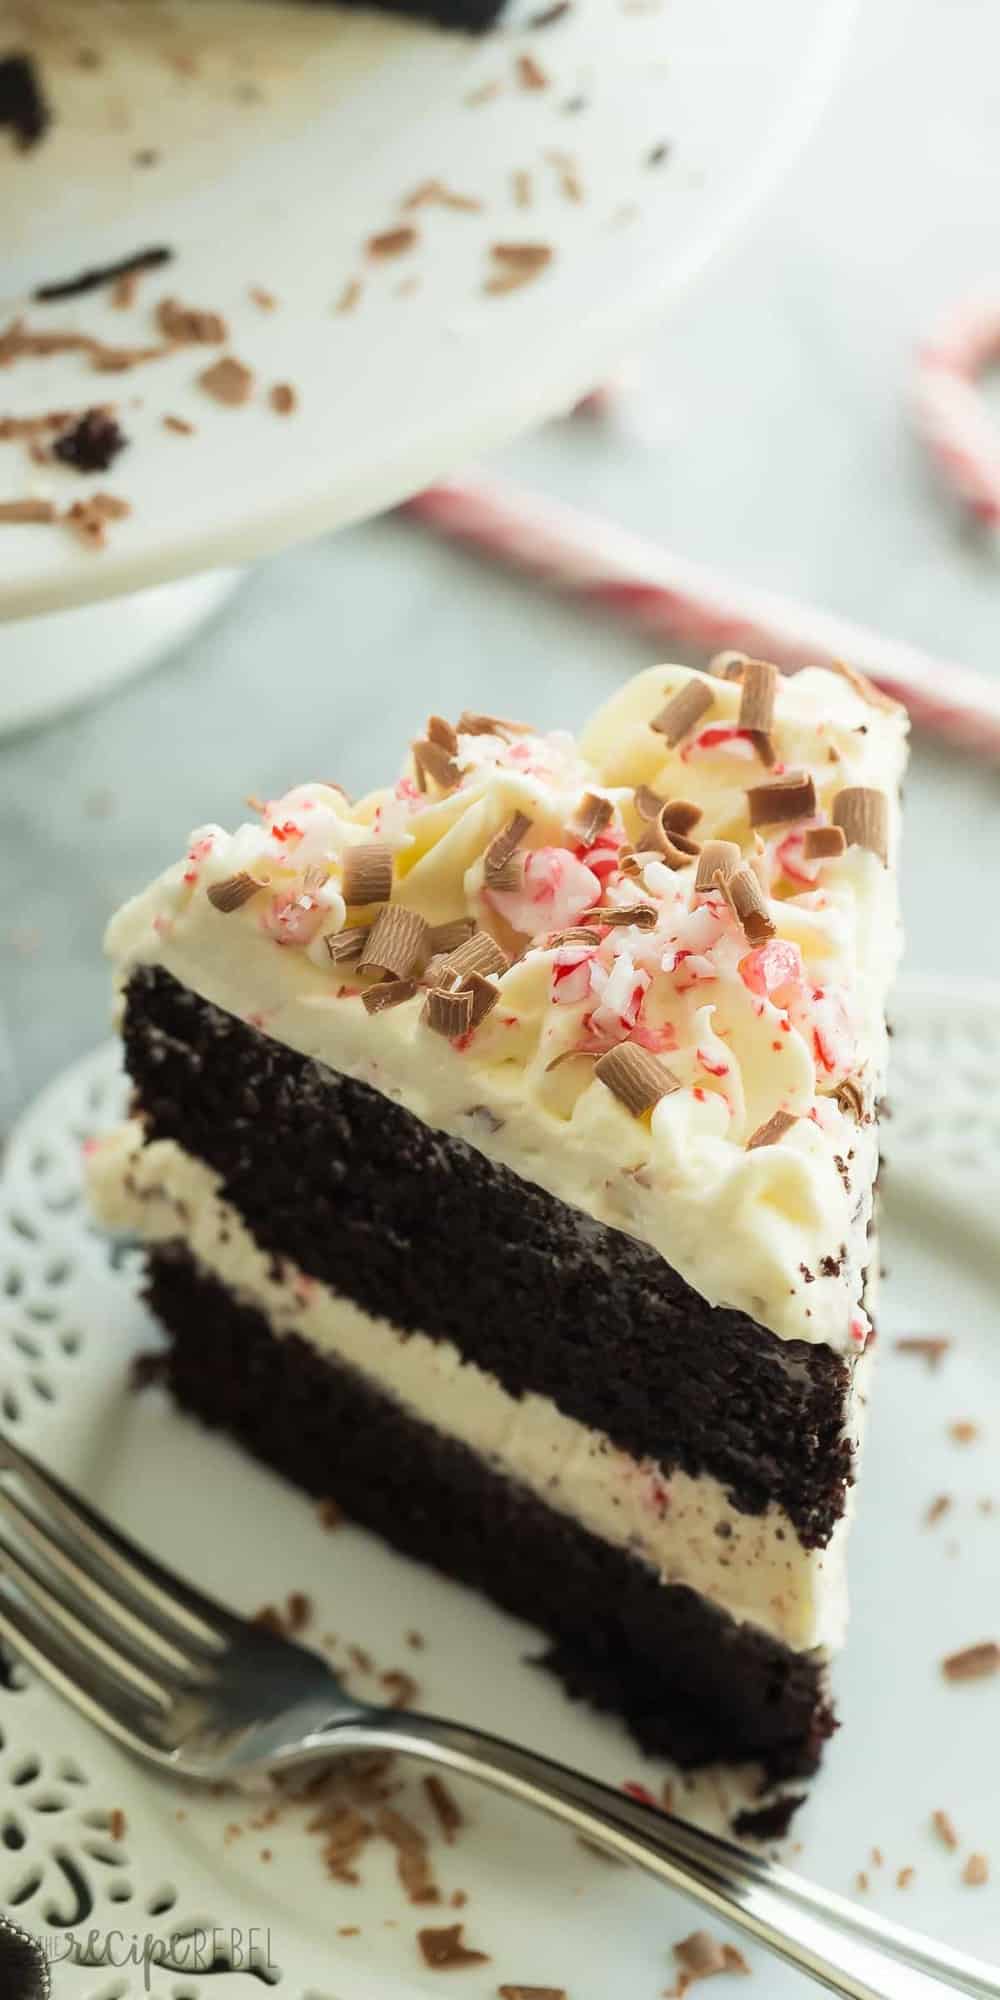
<box><xmin>52</xmin><ymin>407</ymin><xmax>127</xmax><ymax>473</ymax></box>
<box><xmin>335</xmin><ymin>278</ymin><xmax>363</xmax><ymax>314</ymax></box>
<box><xmin>158</xmin><ymin>297</ymin><xmax>228</xmax><ymax>344</ymax></box>
<box><xmin>963</xmin><ymin>1852</ymin><xmax>989</xmax><ymax>1886</ymax></box>
<box><xmin>34</xmin><ymin>245</ymin><xmax>171</xmax><ymax>304</ymax></box>
<box><xmin>0</xmin><ymin>497</ymin><xmax>56</xmax><ymax>524</ymax></box>
<box><xmin>378</xmin><ymin>1805</ymin><xmax>440</xmax><ymax>1905</ymax></box>
<box><xmin>381</xmin><ymin>1668</ymin><xmax>420</xmax><ymax>1708</ymax></box>
<box><xmin>527</xmin><ymin>0</ymin><xmax>571</xmax><ymax>21</ymax></box>
<box><xmin>647</xmin><ymin>140</ymin><xmax>671</xmax><ymax>166</ymax></box>
<box><xmin>108</xmin><ymin>1808</ymin><xmax>127</xmax><ymax>1840</ymax></box>
<box><xmin>855</xmin><ymin>1871</ymin><xmax>869</xmax><ymax>1893</ymax></box>
<box><xmin>0</xmin><ymin>51</ymin><xmax>50</xmax><ymax>150</ymax></box>
<box><xmin>198</xmin><ymin>357</ymin><xmax>254</xmax><ymax>406</ymax></box>
<box><xmin>516</xmin><ymin>52</ymin><xmax>549</xmax><ymax>89</ymax></box>
<box><xmin>338</xmin><ymin>1924</ymin><xmax>360</xmax><ymax>1936</ymax></box>
<box><xmin>932</xmin><ymin>1809</ymin><xmax>959</xmax><ymax>1850</ymax></box>
<box><xmin>671</xmin><ymin>1930</ymin><xmax>750</xmax><ymax>1991</ymax></box>
<box><xmin>418</xmin><ymin>1923</ymin><xmax>489</xmax><ymax>1970</ymax></box>
<box><xmin>406</xmin><ymin>1629</ymin><xmax>425</xmax><ymax>1650</ymax></box>
<box><xmin>896</xmin><ymin>1865</ymin><xmax>914</xmax><ymax>1889</ymax></box>
<box><xmin>317</xmin><ymin>1497</ymin><xmax>344</xmax><ymax>1530</ymax></box>
<box><xmin>269</xmin><ymin>382</ymin><xmax>297</xmax><ymax>416</ymax></box>
<box><xmin>64</xmin><ymin>491</ymin><xmax>130</xmax><ymax>549</ymax></box>
<box><xmin>498</xmin><ymin>1989</ymin><xmax>567</xmax><ymax>1999</ymax></box>
<box><xmin>949</xmin><ymin>1420</ymin><xmax>979</xmax><ymax>1445</ymax></box>
<box><xmin>286</xmin><ymin>1590</ymin><xmax>311</xmax><ymax>1634</ymax></box>
<box><xmin>485</xmin><ymin>243</ymin><xmax>553</xmax><ymax>293</ymax></box>
<box><xmin>250</xmin><ymin>286</ymin><xmax>277</xmax><ymax>310</ymax></box>
<box><xmin>368</xmin><ymin>226</ymin><xmax>418</xmax><ymax>259</ymax></box>
<box><xmin>163</xmin><ymin>413</ymin><xmax>195</xmax><ymax>435</ymax></box>
<box><xmin>942</xmin><ymin>1641</ymin><xmax>1000</xmax><ymax>1681</ymax></box>
<box><xmin>925</xmin><ymin>1494</ymin><xmax>952</xmax><ymax>1527</ymax></box>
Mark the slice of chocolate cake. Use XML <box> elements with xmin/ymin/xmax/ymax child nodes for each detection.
<box><xmin>89</xmin><ymin>660</ymin><xmax>907</xmax><ymax>1779</ymax></box>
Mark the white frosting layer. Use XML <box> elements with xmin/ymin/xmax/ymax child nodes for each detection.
<box><xmin>89</xmin><ymin>1123</ymin><xmax>858</xmax><ymax>1653</ymax></box>
<box><xmin>104</xmin><ymin>663</ymin><xmax>907</xmax><ymax>1350</ymax></box>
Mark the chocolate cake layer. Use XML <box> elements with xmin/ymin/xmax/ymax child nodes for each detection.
<box><xmin>147</xmin><ymin>1244</ymin><xmax>834</xmax><ymax>1779</ymax></box>
<box><xmin>123</xmin><ymin>965</ymin><xmax>854</xmax><ymax>1546</ymax></box>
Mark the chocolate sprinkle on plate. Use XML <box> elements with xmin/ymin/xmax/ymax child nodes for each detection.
<box><xmin>499</xmin><ymin>1988</ymin><xmax>568</xmax><ymax>1999</ymax></box>
<box><xmin>0</xmin><ymin>497</ymin><xmax>56</xmax><ymax>524</ymax></box>
<box><xmin>198</xmin><ymin>356</ymin><xmax>254</xmax><ymax>407</ymax></box>
<box><xmin>422</xmin><ymin>1774</ymin><xmax>464</xmax><ymax>1844</ymax></box>
<box><xmin>34</xmin><ymin>244</ymin><xmax>172</xmax><ymax>304</ymax></box>
<box><xmin>417</xmin><ymin>1923</ymin><xmax>489</xmax><ymax>1971</ymax></box>
<box><xmin>941</xmin><ymin>1641</ymin><xmax>1000</xmax><ymax>1681</ymax></box>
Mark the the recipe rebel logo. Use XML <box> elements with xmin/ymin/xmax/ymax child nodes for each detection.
<box><xmin>30</xmin><ymin>1924</ymin><xmax>277</xmax><ymax>1992</ymax></box>
<box><xmin>0</xmin><ymin>1916</ymin><xmax>50</xmax><ymax>1999</ymax></box>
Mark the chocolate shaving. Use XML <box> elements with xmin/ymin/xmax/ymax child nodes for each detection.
<box><xmin>198</xmin><ymin>356</ymin><xmax>254</xmax><ymax>406</ymax></box>
<box><xmin>164</xmin><ymin>414</ymin><xmax>195</xmax><ymax>436</ymax></box>
<box><xmin>325</xmin><ymin>926</ymin><xmax>370</xmax><ymax>964</ymax></box>
<box><xmin>367</xmin><ymin>226</ymin><xmax>418</xmax><ymax>259</ymax></box>
<box><xmin>540</xmin><ymin>927</ymin><xmax>601</xmax><ymax>948</ymax></box>
<box><xmin>580</xmin><ymin>902</ymin><xmax>657</xmax><ymax>930</ymax></box>
<box><xmin>0</xmin><ymin>497</ymin><xmax>56</xmax><ymax>524</ymax></box>
<box><xmin>662</xmin><ymin>798</ymin><xmax>703</xmax><ymax>835</ymax></box>
<box><xmin>638</xmin><ymin>813</ymin><xmax>701</xmax><ymax>868</ymax></box>
<box><xmin>459</xmin><ymin>972</ymin><xmax>501</xmax><ymax>1028</ymax></box>
<box><xmin>363</xmin><ymin>978</ymin><xmax>418</xmax><ymax>1015</ymax></box>
<box><xmin>456</xmin><ymin>710</ymin><xmax>533</xmax><ymax>738</ymax></box>
<box><xmin>941</xmin><ymin>1642</ymin><xmax>1000</xmax><ymax>1681</ymax></box>
<box><xmin>721</xmin><ymin>862</ymin><xmax>775</xmax><ymax>946</ymax></box>
<box><xmin>428</xmin><ymin>917</ymin><xmax>476</xmax><ymax>955</ymax></box>
<box><xmin>832</xmin><ymin>787</ymin><xmax>889</xmax><ymax>864</ymax></box>
<box><xmin>569</xmin><ymin>790</ymin><xmax>613</xmax><ymax>845</ymax></box>
<box><xmin>440</xmin><ymin>931</ymin><xmax>509</xmax><ymax>980</ymax></box>
<box><xmin>824</xmin><ymin>656</ymin><xmax>904</xmax><ymax>714</ymax></box>
<box><xmin>486</xmin><ymin>853</ymin><xmax>524</xmax><ymax>893</ymax></box>
<box><xmin>0</xmin><ymin>319</ymin><xmax>169</xmax><ymax>374</ymax></box>
<box><xmin>33</xmin><ymin>244</ymin><xmax>171</xmax><ymax>303</ymax></box>
<box><xmin>828</xmin><ymin>1077</ymin><xmax>865</xmax><ymax>1121</ymax></box>
<box><xmin>802</xmin><ymin>824</ymin><xmax>846</xmax><ymax>860</ymax></box>
<box><xmin>413</xmin><ymin>736</ymin><xmax>461</xmax><ymax>792</ymax></box>
<box><xmin>595</xmin><ymin>1043</ymin><xmax>679</xmax><ymax>1116</ymax></box>
<box><xmin>545</xmin><ymin>1047</ymin><xmax>598</xmax><ymax>1073</ymax></box>
<box><xmin>672</xmin><ymin>1931</ymin><xmax>750</xmax><ymax>1985</ymax></box>
<box><xmin>932</xmin><ymin>1809</ymin><xmax>959</xmax><ymax>1850</ymax></box>
<box><xmin>157</xmin><ymin>297</ymin><xmax>228</xmax><ymax>344</ymax></box>
<box><xmin>417</xmin><ymin>1924</ymin><xmax>489</xmax><ymax>1970</ymax></box>
<box><xmin>402</xmin><ymin>179</ymin><xmax>482</xmax><ymax>213</ymax></box>
<box><xmin>747</xmin><ymin>1110</ymin><xmax>797</xmax><ymax>1149</ymax></box>
<box><xmin>963</xmin><ymin>1853</ymin><xmax>989</xmax><ymax>1886</ymax></box>
<box><xmin>747</xmin><ymin>771</ymin><xmax>817</xmax><ymax>826</ymax></box>
<box><xmin>52</xmin><ymin>408</ymin><xmax>127</xmax><ymax>473</ymax></box>
<box><xmin>650</xmin><ymin>678</ymin><xmax>713</xmax><ymax>745</ymax></box>
<box><xmin>423</xmin><ymin>1774</ymin><xmax>464</xmax><ymax>1844</ymax></box>
<box><xmin>894</xmin><ymin>1336</ymin><xmax>952</xmax><ymax>1369</ymax></box>
<box><xmin>342</xmin><ymin>842</ymin><xmax>393</xmax><ymax>906</ymax></box>
<box><xmin>359</xmin><ymin>907</ymin><xmax>429</xmax><ymax>980</ymax></box>
<box><xmin>634</xmin><ymin>785</ymin><xmax>665</xmax><ymax>821</ymax></box>
<box><xmin>695</xmin><ymin>840</ymin><xmax>740</xmax><ymax>893</ymax></box>
<box><xmin>206</xmin><ymin>872</ymin><xmax>264</xmax><ymax>913</ymax></box>
<box><xmin>423</xmin><ymin>985</ymin><xmax>475</xmax><ymax>1038</ymax></box>
<box><xmin>427</xmin><ymin>713</ymin><xmax>459</xmax><ymax>754</ymax></box>
<box><xmin>738</xmin><ymin>659</ymin><xmax>778</xmax><ymax>765</ymax></box>
<box><xmin>484</xmin><ymin>812</ymin><xmax>532</xmax><ymax>886</ymax></box>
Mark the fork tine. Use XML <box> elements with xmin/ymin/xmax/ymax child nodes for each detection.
<box><xmin>0</xmin><ymin>1592</ymin><xmax>170</xmax><ymax>1765</ymax></box>
<box><xmin>0</xmin><ymin>1536</ymin><xmax>174</xmax><ymax>1711</ymax></box>
<box><xmin>0</xmin><ymin>1431</ymin><xmax>228</xmax><ymax>1653</ymax></box>
<box><xmin>0</xmin><ymin>1481</ymin><xmax>206</xmax><ymax>1682</ymax></box>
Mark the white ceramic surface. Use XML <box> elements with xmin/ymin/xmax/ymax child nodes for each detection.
<box><xmin>0</xmin><ymin>570</ymin><xmax>241</xmax><ymax>736</ymax></box>
<box><xmin>0</xmin><ymin>976</ymin><xmax>997</xmax><ymax>1997</ymax></box>
<box><xmin>0</xmin><ymin>0</ymin><xmax>856</xmax><ymax>621</ymax></box>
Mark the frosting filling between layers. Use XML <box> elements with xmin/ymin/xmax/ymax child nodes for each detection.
<box><xmin>89</xmin><ymin>1120</ymin><xmax>858</xmax><ymax>1654</ymax></box>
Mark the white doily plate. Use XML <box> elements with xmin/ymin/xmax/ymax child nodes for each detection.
<box><xmin>1</xmin><ymin>975</ymin><xmax>998</xmax><ymax>1999</ymax></box>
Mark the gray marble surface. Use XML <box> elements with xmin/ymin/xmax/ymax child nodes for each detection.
<box><xmin>3</xmin><ymin>0</ymin><xmax>999</xmax><ymax>1125</ymax></box>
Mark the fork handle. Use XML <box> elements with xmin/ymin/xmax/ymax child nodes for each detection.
<box><xmin>312</xmin><ymin>1711</ymin><xmax>978</xmax><ymax>2000</ymax></box>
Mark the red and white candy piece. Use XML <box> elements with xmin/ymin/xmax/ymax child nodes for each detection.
<box><xmin>913</xmin><ymin>291</ymin><xmax>1000</xmax><ymax>529</ymax></box>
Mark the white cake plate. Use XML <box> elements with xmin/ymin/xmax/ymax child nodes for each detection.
<box><xmin>0</xmin><ymin>0</ymin><xmax>857</xmax><ymax>632</ymax></box>
<box><xmin>0</xmin><ymin>975</ymin><xmax>998</xmax><ymax>1998</ymax></box>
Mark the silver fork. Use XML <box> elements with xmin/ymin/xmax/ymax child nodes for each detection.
<box><xmin>0</xmin><ymin>1433</ymin><xmax>994</xmax><ymax>2000</ymax></box>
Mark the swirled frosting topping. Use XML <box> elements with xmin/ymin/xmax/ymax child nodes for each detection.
<box><xmin>106</xmin><ymin>660</ymin><xmax>908</xmax><ymax>1351</ymax></box>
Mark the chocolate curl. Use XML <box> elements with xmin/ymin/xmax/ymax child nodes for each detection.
<box><xmin>738</xmin><ymin>658</ymin><xmax>779</xmax><ymax>766</ymax></box>
<box><xmin>832</xmin><ymin>786</ymin><xmax>889</xmax><ymax>863</ymax></box>
<box><xmin>695</xmin><ymin>840</ymin><xmax>740</xmax><ymax>892</ymax></box>
<box><xmin>206</xmin><ymin>872</ymin><xmax>265</xmax><ymax>913</ymax></box>
<box><xmin>650</xmin><ymin>677</ymin><xmax>713</xmax><ymax>745</ymax></box>
<box><xmin>594</xmin><ymin>1043</ymin><xmax>680</xmax><ymax>1117</ymax></box>
<box><xmin>803</xmin><ymin>824</ymin><xmax>847</xmax><ymax>860</ymax></box>
<box><xmin>747</xmin><ymin>772</ymin><xmax>817</xmax><ymax>827</ymax></box>
<box><xmin>422</xmin><ymin>984</ymin><xmax>475</xmax><ymax>1037</ymax></box>
<box><xmin>363</xmin><ymin>977</ymin><xmax>418</xmax><ymax>1015</ymax></box>
<box><xmin>720</xmin><ymin>862</ymin><xmax>776</xmax><ymax>946</ymax></box>
<box><xmin>484</xmin><ymin>811</ymin><xmax>532</xmax><ymax>886</ymax></box>
<box><xmin>746</xmin><ymin>1109</ymin><xmax>798</xmax><ymax>1149</ymax></box>
<box><xmin>342</xmin><ymin>841</ymin><xmax>393</xmax><ymax>906</ymax></box>
<box><xmin>359</xmin><ymin>906</ymin><xmax>430</xmax><ymax>980</ymax></box>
